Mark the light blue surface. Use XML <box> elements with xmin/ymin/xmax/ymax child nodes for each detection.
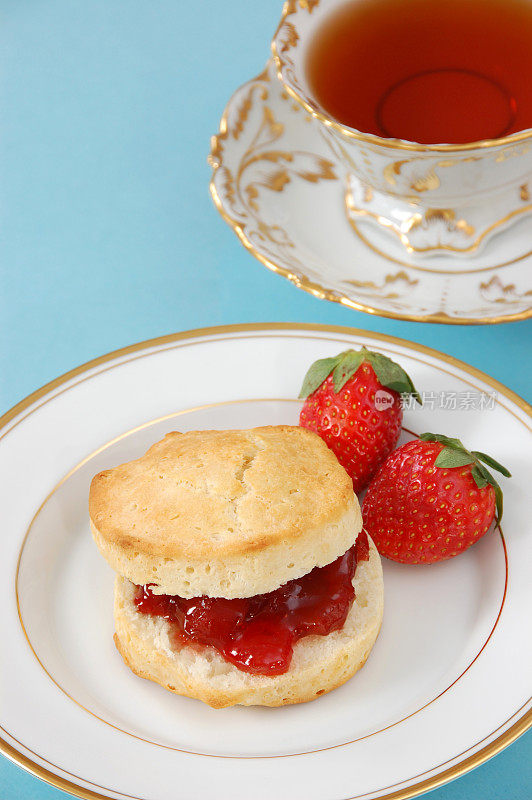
<box><xmin>0</xmin><ymin>1</ymin><xmax>530</xmax><ymax>798</ymax></box>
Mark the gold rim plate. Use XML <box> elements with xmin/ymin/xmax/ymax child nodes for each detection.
<box><xmin>1</xmin><ymin>323</ymin><xmax>531</xmax><ymax>800</ymax></box>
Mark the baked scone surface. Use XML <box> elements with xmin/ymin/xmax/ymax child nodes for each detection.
<box><xmin>113</xmin><ymin>535</ymin><xmax>384</xmax><ymax>708</ymax></box>
<box><xmin>90</xmin><ymin>426</ymin><xmax>361</xmax><ymax>598</ymax></box>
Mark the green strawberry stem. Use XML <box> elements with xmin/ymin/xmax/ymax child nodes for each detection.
<box><xmin>419</xmin><ymin>432</ymin><xmax>511</xmax><ymax>521</ymax></box>
<box><xmin>299</xmin><ymin>347</ymin><xmax>422</xmax><ymax>403</ymax></box>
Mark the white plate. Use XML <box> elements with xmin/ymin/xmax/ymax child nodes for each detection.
<box><xmin>209</xmin><ymin>63</ymin><xmax>532</xmax><ymax>324</ymax></box>
<box><xmin>1</xmin><ymin>323</ymin><xmax>530</xmax><ymax>800</ymax></box>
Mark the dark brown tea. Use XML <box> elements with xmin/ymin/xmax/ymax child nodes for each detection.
<box><xmin>306</xmin><ymin>0</ymin><xmax>532</xmax><ymax>144</ymax></box>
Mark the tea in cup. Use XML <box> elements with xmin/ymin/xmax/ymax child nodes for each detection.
<box><xmin>272</xmin><ymin>0</ymin><xmax>532</xmax><ymax>256</ymax></box>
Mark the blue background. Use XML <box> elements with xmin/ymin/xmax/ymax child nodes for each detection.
<box><xmin>0</xmin><ymin>1</ymin><xmax>530</xmax><ymax>798</ymax></box>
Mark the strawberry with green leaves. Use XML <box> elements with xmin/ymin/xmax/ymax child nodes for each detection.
<box><xmin>299</xmin><ymin>347</ymin><xmax>421</xmax><ymax>493</ymax></box>
<box><xmin>362</xmin><ymin>433</ymin><xmax>511</xmax><ymax>564</ymax></box>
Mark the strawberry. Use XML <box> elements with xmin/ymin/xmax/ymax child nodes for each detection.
<box><xmin>299</xmin><ymin>347</ymin><xmax>421</xmax><ymax>493</ymax></box>
<box><xmin>362</xmin><ymin>433</ymin><xmax>511</xmax><ymax>564</ymax></box>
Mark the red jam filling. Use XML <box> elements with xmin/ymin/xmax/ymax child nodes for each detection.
<box><xmin>135</xmin><ymin>531</ymin><xmax>369</xmax><ymax>676</ymax></box>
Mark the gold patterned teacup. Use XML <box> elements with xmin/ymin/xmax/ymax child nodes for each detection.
<box><xmin>271</xmin><ymin>0</ymin><xmax>532</xmax><ymax>257</ymax></box>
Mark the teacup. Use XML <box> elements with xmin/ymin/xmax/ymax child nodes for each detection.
<box><xmin>271</xmin><ymin>0</ymin><xmax>532</xmax><ymax>258</ymax></box>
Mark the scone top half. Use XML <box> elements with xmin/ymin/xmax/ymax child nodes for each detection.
<box><xmin>89</xmin><ymin>425</ymin><xmax>362</xmax><ymax>599</ymax></box>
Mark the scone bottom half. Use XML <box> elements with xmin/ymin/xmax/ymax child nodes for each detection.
<box><xmin>113</xmin><ymin>535</ymin><xmax>383</xmax><ymax>708</ymax></box>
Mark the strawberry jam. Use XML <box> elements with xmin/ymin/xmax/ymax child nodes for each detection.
<box><xmin>134</xmin><ymin>531</ymin><xmax>369</xmax><ymax>675</ymax></box>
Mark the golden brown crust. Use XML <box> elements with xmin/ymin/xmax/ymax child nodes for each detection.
<box><xmin>112</xmin><ymin>538</ymin><xmax>384</xmax><ymax>708</ymax></box>
<box><xmin>90</xmin><ymin>426</ymin><xmax>361</xmax><ymax>597</ymax></box>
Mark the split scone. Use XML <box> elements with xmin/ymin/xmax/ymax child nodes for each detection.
<box><xmin>89</xmin><ymin>426</ymin><xmax>383</xmax><ymax>708</ymax></box>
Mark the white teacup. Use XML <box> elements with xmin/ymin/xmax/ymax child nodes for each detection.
<box><xmin>271</xmin><ymin>0</ymin><xmax>532</xmax><ymax>258</ymax></box>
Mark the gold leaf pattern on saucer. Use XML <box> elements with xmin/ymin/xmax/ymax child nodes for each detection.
<box><xmin>480</xmin><ymin>275</ymin><xmax>532</xmax><ymax>305</ymax></box>
<box><xmin>210</xmin><ymin>71</ymin><xmax>336</xmax><ymax>270</ymax></box>
<box><xmin>233</xmin><ymin>85</ymin><xmax>267</xmax><ymax>141</ymax></box>
<box><xmin>344</xmin><ymin>270</ymin><xmax>419</xmax><ymax>302</ymax></box>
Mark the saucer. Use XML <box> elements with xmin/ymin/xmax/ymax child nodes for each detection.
<box><xmin>209</xmin><ymin>62</ymin><xmax>532</xmax><ymax>324</ymax></box>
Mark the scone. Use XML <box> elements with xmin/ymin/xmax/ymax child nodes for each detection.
<box><xmin>89</xmin><ymin>425</ymin><xmax>383</xmax><ymax>708</ymax></box>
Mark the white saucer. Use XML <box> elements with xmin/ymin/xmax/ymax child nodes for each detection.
<box><xmin>1</xmin><ymin>324</ymin><xmax>531</xmax><ymax>800</ymax></box>
<box><xmin>209</xmin><ymin>63</ymin><xmax>532</xmax><ymax>324</ymax></box>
